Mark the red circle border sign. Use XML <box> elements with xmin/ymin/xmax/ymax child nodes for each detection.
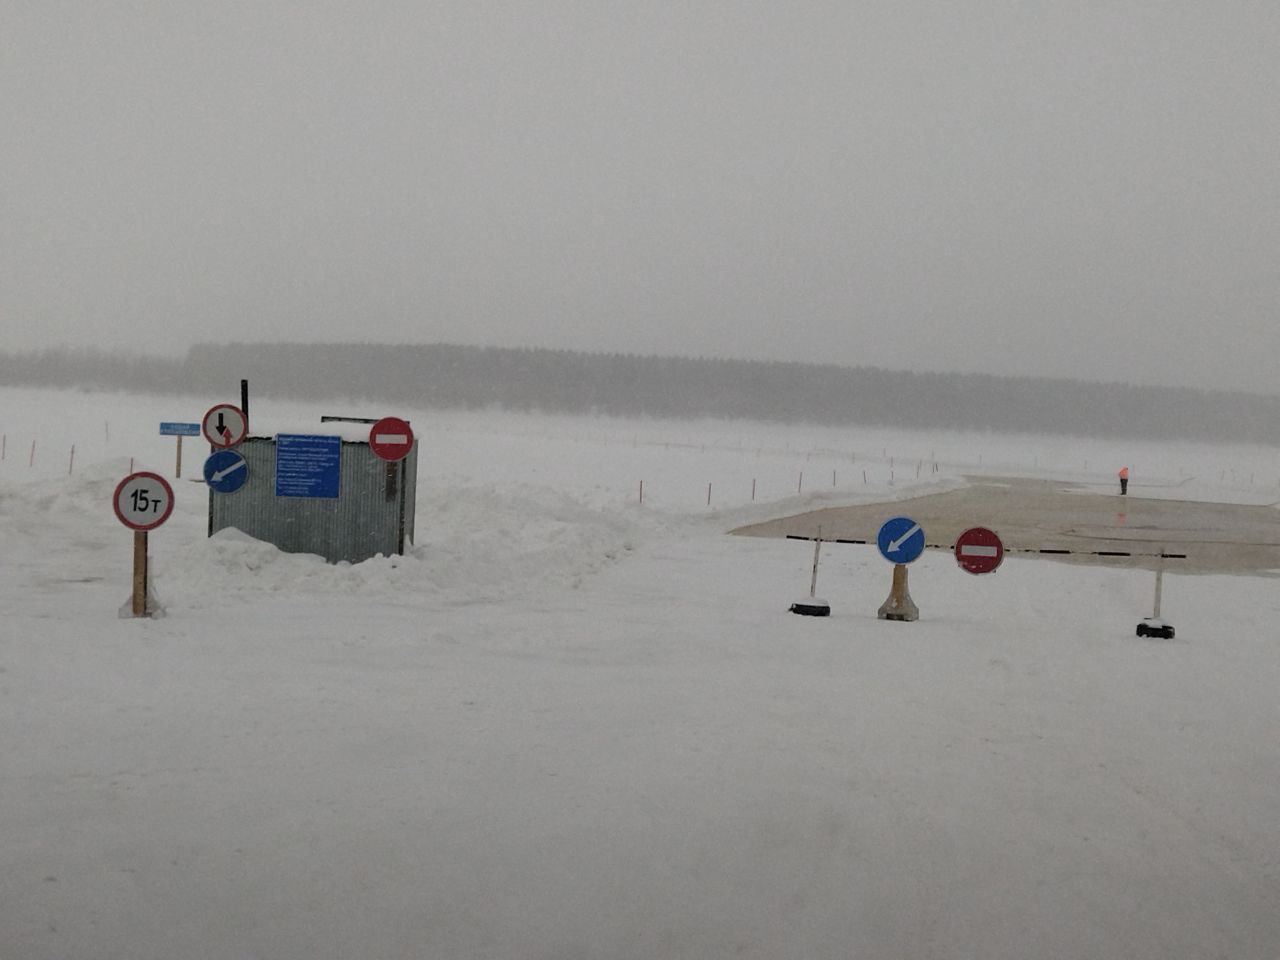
<box><xmin>113</xmin><ymin>471</ymin><xmax>176</xmax><ymax>531</ymax></box>
<box><xmin>202</xmin><ymin>403</ymin><xmax>247</xmax><ymax>448</ymax></box>
<box><xmin>954</xmin><ymin>526</ymin><xmax>1004</xmax><ymax>575</ymax></box>
<box><xmin>369</xmin><ymin>416</ymin><xmax>414</xmax><ymax>462</ymax></box>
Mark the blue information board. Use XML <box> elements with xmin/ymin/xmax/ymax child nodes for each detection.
<box><xmin>159</xmin><ymin>422</ymin><xmax>201</xmax><ymax>436</ymax></box>
<box><xmin>275</xmin><ymin>434</ymin><xmax>341</xmax><ymax>499</ymax></box>
<box><xmin>877</xmin><ymin>516</ymin><xmax>926</xmax><ymax>564</ymax></box>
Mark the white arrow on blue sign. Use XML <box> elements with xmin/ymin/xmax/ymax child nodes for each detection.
<box><xmin>877</xmin><ymin>516</ymin><xmax>926</xmax><ymax>564</ymax></box>
<box><xmin>204</xmin><ymin>450</ymin><xmax>248</xmax><ymax>493</ymax></box>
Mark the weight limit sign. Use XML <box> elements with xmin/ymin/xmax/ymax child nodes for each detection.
<box><xmin>113</xmin><ymin>471</ymin><xmax>175</xmax><ymax>531</ymax></box>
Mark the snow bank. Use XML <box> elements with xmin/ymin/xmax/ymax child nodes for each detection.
<box><xmin>2</xmin><ymin>387</ymin><xmax>1278</xmax><ymax>960</ymax></box>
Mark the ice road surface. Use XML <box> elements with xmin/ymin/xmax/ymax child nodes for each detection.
<box><xmin>2</xmin><ymin>386</ymin><xmax>1278</xmax><ymax>960</ymax></box>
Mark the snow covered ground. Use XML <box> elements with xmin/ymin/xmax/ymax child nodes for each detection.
<box><xmin>2</xmin><ymin>385</ymin><xmax>1278</xmax><ymax>959</ymax></box>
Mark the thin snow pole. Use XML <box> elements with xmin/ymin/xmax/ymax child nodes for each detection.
<box><xmin>1153</xmin><ymin>553</ymin><xmax>1165</xmax><ymax>619</ymax></box>
<box><xmin>809</xmin><ymin>527</ymin><xmax>823</xmax><ymax>598</ymax></box>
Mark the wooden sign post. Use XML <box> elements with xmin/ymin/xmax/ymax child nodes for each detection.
<box><xmin>113</xmin><ymin>471</ymin><xmax>175</xmax><ymax>618</ymax></box>
<box><xmin>132</xmin><ymin>531</ymin><xmax>149</xmax><ymax>617</ymax></box>
<box><xmin>159</xmin><ymin>423</ymin><xmax>201</xmax><ymax>478</ymax></box>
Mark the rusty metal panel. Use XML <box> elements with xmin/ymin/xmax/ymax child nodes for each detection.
<box><xmin>208</xmin><ymin>436</ymin><xmax>418</xmax><ymax>564</ymax></box>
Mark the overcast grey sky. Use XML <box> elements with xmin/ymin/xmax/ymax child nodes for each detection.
<box><xmin>3</xmin><ymin>2</ymin><xmax>1277</xmax><ymax>391</ymax></box>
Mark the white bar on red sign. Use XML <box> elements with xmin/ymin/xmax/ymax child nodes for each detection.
<box><xmin>959</xmin><ymin>544</ymin><xmax>999</xmax><ymax>557</ymax></box>
<box><xmin>375</xmin><ymin>434</ymin><xmax>409</xmax><ymax>444</ymax></box>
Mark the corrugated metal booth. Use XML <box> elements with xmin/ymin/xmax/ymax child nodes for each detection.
<box><xmin>208</xmin><ymin>424</ymin><xmax>417</xmax><ymax>564</ymax></box>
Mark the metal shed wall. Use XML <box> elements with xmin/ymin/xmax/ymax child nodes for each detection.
<box><xmin>208</xmin><ymin>436</ymin><xmax>417</xmax><ymax>564</ymax></box>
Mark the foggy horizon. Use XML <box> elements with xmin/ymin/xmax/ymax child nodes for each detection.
<box><xmin>4</xmin><ymin>3</ymin><xmax>1277</xmax><ymax>394</ymax></box>
<box><xmin>11</xmin><ymin>336</ymin><xmax>1280</xmax><ymax>400</ymax></box>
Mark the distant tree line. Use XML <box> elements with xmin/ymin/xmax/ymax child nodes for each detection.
<box><xmin>2</xmin><ymin>342</ymin><xmax>1278</xmax><ymax>445</ymax></box>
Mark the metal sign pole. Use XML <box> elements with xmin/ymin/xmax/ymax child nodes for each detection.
<box><xmin>397</xmin><ymin>458</ymin><xmax>408</xmax><ymax>553</ymax></box>
<box><xmin>1136</xmin><ymin>548</ymin><xmax>1175</xmax><ymax>639</ymax></box>
<box><xmin>176</xmin><ymin>435</ymin><xmax>183</xmax><ymax>478</ymax></box>
<box><xmin>788</xmin><ymin>525</ymin><xmax>831</xmax><ymax>616</ymax></box>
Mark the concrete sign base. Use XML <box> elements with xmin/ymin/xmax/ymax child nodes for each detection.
<box><xmin>878</xmin><ymin>564</ymin><xmax>919</xmax><ymax>622</ymax></box>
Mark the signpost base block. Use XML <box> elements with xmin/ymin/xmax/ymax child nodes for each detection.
<box><xmin>1135</xmin><ymin>617</ymin><xmax>1174</xmax><ymax>640</ymax></box>
<box><xmin>877</xmin><ymin>565</ymin><xmax>919</xmax><ymax>622</ymax></box>
<box><xmin>789</xmin><ymin>597</ymin><xmax>831</xmax><ymax>617</ymax></box>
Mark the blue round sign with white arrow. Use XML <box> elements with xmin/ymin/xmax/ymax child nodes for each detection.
<box><xmin>204</xmin><ymin>449</ymin><xmax>248</xmax><ymax>493</ymax></box>
<box><xmin>877</xmin><ymin>516</ymin><xmax>926</xmax><ymax>564</ymax></box>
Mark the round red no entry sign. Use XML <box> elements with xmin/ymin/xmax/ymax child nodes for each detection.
<box><xmin>955</xmin><ymin>526</ymin><xmax>1004</xmax><ymax>574</ymax></box>
<box><xmin>369</xmin><ymin>417</ymin><xmax>414</xmax><ymax>462</ymax></box>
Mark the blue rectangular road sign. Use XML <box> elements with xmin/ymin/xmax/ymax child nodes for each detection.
<box><xmin>275</xmin><ymin>434</ymin><xmax>341</xmax><ymax>499</ymax></box>
<box><xmin>159</xmin><ymin>422</ymin><xmax>202</xmax><ymax>436</ymax></box>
